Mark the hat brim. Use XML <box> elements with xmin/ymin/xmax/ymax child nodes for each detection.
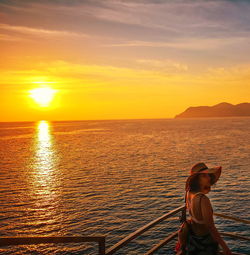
<box><xmin>185</xmin><ymin>166</ymin><xmax>222</xmax><ymax>190</ymax></box>
<box><xmin>200</xmin><ymin>166</ymin><xmax>222</xmax><ymax>185</ymax></box>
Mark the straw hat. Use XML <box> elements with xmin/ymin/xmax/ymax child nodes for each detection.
<box><xmin>185</xmin><ymin>162</ymin><xmax>222</xmax><ymax>191</ymax></box>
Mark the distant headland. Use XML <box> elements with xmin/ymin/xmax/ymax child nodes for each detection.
<box><xmin>175</xmin><ymin>102</ymin><xmax>250</xmax><ymax>118</ymax></box>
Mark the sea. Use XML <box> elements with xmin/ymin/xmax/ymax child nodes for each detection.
<box><xmin>0</xmin><ymin>117</ymin><xmax>249</xmax><ymax>254</ymax></box>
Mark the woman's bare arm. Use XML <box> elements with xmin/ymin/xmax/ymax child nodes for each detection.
<box><xmin>200</xmin><ymin>195</ymin><xmax>231</xmax><ymax>254</ymax></box>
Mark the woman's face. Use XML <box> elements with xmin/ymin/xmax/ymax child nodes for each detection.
<box><xmin>199</xmin><ymin>173</ymin><xmax>211</xmax><ymax>191</ymax></box>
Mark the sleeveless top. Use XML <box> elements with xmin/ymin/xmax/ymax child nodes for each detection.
<box><xmin>186</xmin><ymin>191</ymin><xmax>209</xmax><ymax>224</ymax></box>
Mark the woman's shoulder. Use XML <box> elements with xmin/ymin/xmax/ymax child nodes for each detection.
<box><xmin>189</xmin><ymin>191</ymin><xmax>208</xmax><ymax>199</ymax></box>
<box><xmin>190</xmin><ymin>192</ymin><xmax>211</xmax><ymax>205</ymax></box>
<box><xmin>197</xmin><ymin>193</ymin><xmax>213</xmax><ymax>211</ymax></box>
<box><xmin>191</xmin><ymin>193</ymin><xmax>214</xmax><ymax>219</ymax></box>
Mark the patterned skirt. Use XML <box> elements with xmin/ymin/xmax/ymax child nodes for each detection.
<box><xmin>186</xmin><ymin>226</ymin><xmax>219</xmax><ymax>255</ymax></box>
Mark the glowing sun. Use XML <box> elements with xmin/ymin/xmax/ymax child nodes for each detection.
<box><xmin>29</xmin><ymin>87</ymin><xmax>57</xmax><ymax>107</ymax></box>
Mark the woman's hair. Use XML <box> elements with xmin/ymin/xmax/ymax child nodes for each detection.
<box><xmin>186</xmin><ymin>173</ymin><xmax>216</xmax><ymax>192</ymax></box>
<box><xmin>186</xmin><ymin>174</ymin><xmax>200</xmax><ymax>192</ymax></box>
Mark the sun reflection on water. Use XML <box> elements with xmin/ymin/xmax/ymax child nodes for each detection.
<box><xmin>33</xmin><ymin>120</ymin><xmax>57</xmax><ymax>195</ymax></box>
<box><xmin>22</xmin><ymin>121</ymin><xmax>64</xmax><ymax>238</ymax></box>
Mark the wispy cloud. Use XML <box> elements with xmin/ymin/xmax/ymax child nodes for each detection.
<box><xmin>58</xmin><ymin>0</ymin><xmax>250</xmax><ymax>39</ymax></box>
<box><xmin>0</xmin><ymin>60</ymin><xmax>192</xmax><ymax>90</ymax></box>
<box><xmin>102</xmin><ymin>36</ymin><xmax>249</xmax><ymax>50</ymax></box>
<box><xmin>0</xmin><ymin>23</ymin><xmax>89</xmax><ymax>39</ymax></box>
<box><xmin>0</xmin><ymin>33</ymin><xmax>27</xmax><ymax>42</ymax></box>
<box><xmin>2</xmin><ymin>60</ymin><xmax>250</xmax><ymax>89</ymax></box>
<box><xmin>2</xmin><ymin>0</ymin><xmax>250</xmax><ymax>39</ymax></box>
<box><xmin>1</xmin><ymin>0</ymin><xmax>250</xmax><ymax>45</ymax></box>
<box><xmin>135</xmin><ymin>58</ymin><xmax>188</xmax><ymax>72</ymax></box>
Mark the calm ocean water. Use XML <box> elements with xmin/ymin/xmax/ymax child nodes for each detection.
<box><xmin>0</xmin><ymin>117</ymin><xmax>249</xmax><ymax>254</ymax></box>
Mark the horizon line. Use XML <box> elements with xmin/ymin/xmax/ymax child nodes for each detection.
<box><xmin>0</xmin><ymin>117</ymin><xmax>175</xmax><ymax>123</ymax></box>
<box><xmin>1</xmin><ymin>115</ymin><xmax>250</xmax><ymax>123</ymax></box>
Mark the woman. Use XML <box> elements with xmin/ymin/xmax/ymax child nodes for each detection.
<box><xmin>184</xmin><ymin>162</ymin><xmax>232</xmax><ymax>255</ymax></box>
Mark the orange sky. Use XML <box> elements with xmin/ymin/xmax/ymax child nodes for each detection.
<box><xmin>1</xmin><ymin>0</ymin><xmax>250</xmax><ymax>121</ymax></box>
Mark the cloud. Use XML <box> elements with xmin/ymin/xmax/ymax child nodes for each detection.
<box><xmin>2</xmin><ymin>0</ymin><xmax>250</xmax><ymax>39</ymax></box>
<box><xmin>63</xmin><ymin>0</ymin><xmax>250</xmax><ymax>39</ymax></box>
<box><xmin>1</xmin><ymin>0</ymin><xmax>250</xmax><ymax>45</ymax></box>
<box><xmin>0</xmin><ymin>60</ymin><xmax>193</xmax><ymax>92</ymax></box>
<box><xmin>135</xmin><ymin>58</ymin><xmax>188</xmax><ymax>72</ymax></box>
<box><xmin>206</xmin><ymin>65</ymin><xmax>250</xmax><ymax>81</ymax></box>
<box><xmin>102</xmin><ymin>36</ymin><xmax>249</xmax><ymax>50</ymax></box>
<box><xmin>1</xmin><ymin>0</ymin><xmax>250</xmax><ymax>78</ymax></box>
<box><xmin>0</xmin><ymin>33</ymin><xmax>27</xmax><ymax>42</ymax></box>
<box><xmin>2</xmin><ymin>60</ymin><xmax>250</xmax><ymax>91</ymax></box>
<box><xmin>0</xmin><ymin>23</ymin><xmax>89</xmax><ymax>39</ymax></box>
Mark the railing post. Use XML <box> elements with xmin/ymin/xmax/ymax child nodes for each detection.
<box><xmin>98</xmin><ymin>237</ymin><xmax>105</xmax><ymax>255</ymax></box>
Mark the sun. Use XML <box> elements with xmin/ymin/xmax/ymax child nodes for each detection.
<box><xmin>29</xmin><ymin>87</ymin><xmax>57</xmax><ymax>107</ymax></box>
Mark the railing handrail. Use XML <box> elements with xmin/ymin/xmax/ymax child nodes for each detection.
<box><xmin>220</xmin><ymin>232</ymin><xmax>250</xmax><ymax>242</ymax></box>
<box><xmin>214</xmin><ymin>212</ymin><xmax>250</xmax><ymax>224</ymax></box>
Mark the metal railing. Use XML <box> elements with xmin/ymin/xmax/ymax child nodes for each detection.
<box><xmin>106</xmin><ymin>205</ymin><xmax>185</xmax><ymax>255</ymax></box>
<box><xmin>0</xmin><ymin>204</ymin><xmax>249</xmax><ymax>254</ymax></box>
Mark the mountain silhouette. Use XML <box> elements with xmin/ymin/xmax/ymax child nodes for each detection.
<box><xmin>175</xmin><ymin>102</ymin><xmax>250</xmax><ymax>118</ymax></box>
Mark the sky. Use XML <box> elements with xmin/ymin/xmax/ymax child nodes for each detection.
<box><xmin>1</xmin><ymin>0</ymin><xmax>250</xmax><ymax>121</ymax></box>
